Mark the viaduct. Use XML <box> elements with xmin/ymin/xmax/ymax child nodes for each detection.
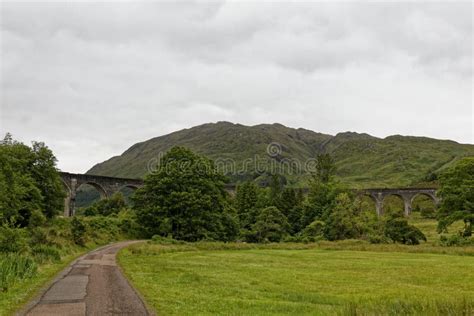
<box><xmin>60</xmin><ymin>172</ymin><xmax>439</xmax><ymax>217</ymax></box>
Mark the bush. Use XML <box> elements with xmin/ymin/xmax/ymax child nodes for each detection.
<box><xmin>384</xmin><ymin>218</ymin><xmax>426</xmax><ymax>245</ymax></box>
<box><xmin>0</xmin><ymin>226</ymin><xmax>27</xmax><ymax>253</ymax></box>
<box><xmin>28</xmin><ymin>209</ymin><xmax>46</xmax><ymax>228</ymax></box>
<box><xmin>71</xmin><ymin>217</ymin><xmax>86</xmax><ymax>246</ymax></box>
<box><xmin>302</xmin><ymin>220</ymin><xmax>325</xmax><ymax>238</ymax></box>
<box><xmin>439</xmin><ymin>235</ymin><xmax>474</xmax><ymax>247</ymax></box>
<box><xmin>250</xmin><ymin>206</ymin><xmax>290</xmax><ymax>243</ymax></box>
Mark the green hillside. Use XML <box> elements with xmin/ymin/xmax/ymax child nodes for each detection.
<box><xmin>87</xmin><ymin>122</ymin><xmax>474</xmax><ymax>188</ymax></box>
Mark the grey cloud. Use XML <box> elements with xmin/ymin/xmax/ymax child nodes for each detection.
<box><xmin>1</xmin><ymin>1</ymin><xmax>472</xmax><ymax>172</ymax></box>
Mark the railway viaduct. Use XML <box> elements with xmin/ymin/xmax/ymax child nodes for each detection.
<box><xmin>60</xmin><ymin>172</ymin><xmax>439</xmax><ymax>217</ymax></box>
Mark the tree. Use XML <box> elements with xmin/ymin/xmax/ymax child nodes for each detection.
<box><xmin>30</xmin><ymin>142</ymin><xmax>65</xmax><ymax>218</ymax></box>
<box><xmin>132</xmin><ymin>147</ymin><xmax>238</xmax><ymax>241</ymax></box>
<box><xmin>269</xmin><ymin>174</ymin><xmax>284</xmax><ymax>206</ymax></box>
<box><xmin>0</xmin><ymin>137</ymin><xmax>40</xmax><ymax>225</ymax></box>
<box><xmin>250</xmin><ymin>206</ymin><xmax>290</xmax><ymax>243</ymax></box>
<box><xmin>313</xmin><ymin>153</ymin><xmax>336</xmax><ymax>183</ymax></box>
<box><xmin>324</xmin><ymin>193</ymin><xmax>360</xmax><ymax>241</ymax></box>
<box><xmin>277</xmin><ymin>188</ymin><xmax>304</xmax><ymax>234</ymax></box>
<box><xmin>235</xmin><ymin>181</ymin><xmax>259</xmax><ymax>230</ymax></box>
<box><xmin>437</xmin><ymin>157</ymin><xmax>474</xmax><ymax>237</ymax></box>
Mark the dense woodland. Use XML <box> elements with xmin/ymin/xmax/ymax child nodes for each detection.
<box><xmin>0</xmin><ymin>134</ymin><xmax>473</xmax><ymax>295</ymax></box>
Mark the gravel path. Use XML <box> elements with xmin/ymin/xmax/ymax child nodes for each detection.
<box><xmin>23</xmin><ymin>241</ymin><xmax>150</xmax><ymax>316</ymax></box>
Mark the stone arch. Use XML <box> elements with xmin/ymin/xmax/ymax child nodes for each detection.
<box><xmin>356</xmin><ymin>193</ymin><xmax>379</xmax><ymax>215</ymax></box>
<box><xmin>411</xmin><ymin>192</ymin><xmax>438</xmax><ymax>217</ymax></box>
<box><xmin>76</xmin><ymin>182</ymin><xmax>108</xmax><ymax>199</ymax></box>
<box><xmin>410</xmin><ymin>192</ymin><xmax>438</xmax><ymax>205</ymax></box>
<box><xmin>382</xmin><ymin>193</ymin><xmax>408</xmax><ymax>216</ymax></box>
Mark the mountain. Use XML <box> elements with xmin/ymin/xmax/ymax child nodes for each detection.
<box><xmin>87</xmin><ymin>122</ymin><xmax>474</xmax><ymax>188</ymax></box>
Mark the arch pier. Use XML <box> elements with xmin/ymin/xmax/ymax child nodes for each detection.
<box><xmin>60</xmin><ymin>172</ymin><xmax>143</xmax><ymax>217</ymax></box>
<box><xmin>359</xmin><ymin>188</ymin><xmax>439</xmax><ymax>217</ymax></box>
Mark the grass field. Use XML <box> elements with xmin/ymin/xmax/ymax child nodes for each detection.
<box><xmin>117</xmin><ymin>217</ymin><xmax>472</xmax><ymax>315</ymax></box>
<box><xmin>119</xmin><ymin>240</ymin><xmax>474</xmax><ymax>315</ymax></box>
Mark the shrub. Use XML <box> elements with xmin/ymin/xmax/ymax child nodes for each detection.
<box><xmin>302</xmin><ymin>220</ymin><xmax>325</xmax><ymax>238</ymax></box>
<box><xmin>0</xmin><ymin>226</ymin><xmax>27</xmax><ymax>253</ymax></box>
<box><xmin>28</xmin><ymin>209</ymin><xmax>46</xmax><ymax>228</ymax></box>
<box><xmin>384</xmin><ymin>218</ymin><xmax>426</xmax><ymax>245</ymax></box>
<box><xmin>439</xmin><ymin>235</ymin><xmax>474</xmax><ymax>247</ymax></box>
<box><xmin>71</xmin><ymin>217</ymin><xmax>86</xmax><ymax>246</ymax></box>
<box><xmin>250</xmin><ymin>206</ymin><xmax>290</xmax><ymax>243</ymax></box>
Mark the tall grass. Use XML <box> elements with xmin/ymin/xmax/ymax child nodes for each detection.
<box><xmin>0</xmin><ymin>254</ymin><xmax>37</xmax><ymax>292</ymax></box>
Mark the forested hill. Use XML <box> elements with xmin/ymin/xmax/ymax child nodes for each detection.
<box><xmin>87</xmin><ymin>122</ymin><xmax>474</xmax><ymax>188</ymax></box>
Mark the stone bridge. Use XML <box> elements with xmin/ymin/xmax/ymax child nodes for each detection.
<box><xmin>357</xmin><ymin>188</ymin><xmax>439</xmax><ymax>216</ymax></box>
<box><xmin>60</xmin><ymin>172</ymin><xmax>144</xmax><ymax>216</ymax></box>
<box><xmin>60</xmin><ymin>172</ymin><xmax>439</xmax><ymax>217</ymax></box>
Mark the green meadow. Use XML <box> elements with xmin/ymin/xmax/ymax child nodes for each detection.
<box><xmin>119</xmin><ymin>240</ymin><xmax>474</xmax><ymax>315</ymax></box>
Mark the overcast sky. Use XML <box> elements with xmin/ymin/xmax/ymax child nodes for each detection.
<box><xmin>1</xmin><ymin>1</ymin><xmax>472</xmax><ymax>173</ymax></box>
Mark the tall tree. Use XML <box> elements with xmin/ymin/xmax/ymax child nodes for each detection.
<box><xmin>313</xmin><ymin>153</ymin><xmax>336</xmax><ymax>183</ymax></box>
<box><xmin>437</xmin><ymin>157</ymin><xmax>474</xmax><ymax>237</ymax></box>
<box><xmin>30</xmin><ymin>142</ymin><xmax>65</xmax><ymax>218</ymax></box>
<box><xmin>132</xmin><ymin>147</ymin><xmax>238</xmax><ymax>241</ymax></box>
<box><xmin>235</xmin><ymin>181</ymin><xmax>259</xmax><ymax>230</ymax></box>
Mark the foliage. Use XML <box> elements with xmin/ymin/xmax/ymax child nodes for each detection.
<box><xmin>323</xmin><ymin>193</ymin><xmax>361</xmax><ymax>241</ymax></box>
<box><xmin>437</xmin><ymin>157</ymin><xmax>474</xmax><ymax>237</ymax></box>
<box><xmin>0</xmin><ymin>134</ymin><xmax>65</xmax><ymax>226</ymax></box>
<box><xmin>249</xmin><ymin>206</ymin><xmax>290</xmax><ymax>243</ymax></box>
<box><xmin>133</xmin><ymin>147</ymin><xmax>238</xmax><ymax>241</ymax></box>
<box><xmin>439</xmin><ymin>234</ymin><xmax>474</xmax><ymax>247</ymax></box>
<box><xmin>235</xmin><ymin>181</ymin><xmax>259</xmax><ymax>230</ymax></box>
<box><xmin>71</xmin><ymin>217</ymin><xmax>86</xmax><ymax>246</ymax></box>
<box><xmin>384</xmin><ymin>217</ymin><xmax>427</xmax><ymax>245</ymax></box>
<box><xmin>313</xmin><ymin>153</ymin><xmax>336</xmax><ymax>183</ymax></box>
<box><xmin>83</xmin><ymin>193</ymin><xmax>127</xmax><ymax>217</ymax></box>
<box><xmin>0</xmin><ymin>226</ymin><xmax>27</xmax><ymax>254</ymax></box>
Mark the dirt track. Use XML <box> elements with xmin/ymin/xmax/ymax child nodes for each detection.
<box><xmin>23</xmin><ymin>241</ymin><xmax>150</xmax><ymax>316</ymax></box>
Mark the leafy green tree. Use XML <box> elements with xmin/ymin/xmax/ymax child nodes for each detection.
<box><xmin>324</xmin><ymin>193</ymin><xmax>360</xmax><ymax>240</ymax></box>
<box><xmin>0</xmin><ymin>136</ymin><xmax>39</xmax><ymax>225</ymax></box>
<box><xmin>301</xmin><ymin>181</ymin><xmax>343</xmax><ymax>229</ymax></box>
<box><xmin>235</xmin><ymin>181</ymin><xmax>259</xmax><ymax>230</ymax></box>
<box><xmin>250</xmin><ymin>206</ymin><xmax>290</xmax><ymax>243</ymax></box>
<box><xmin>132</xmin><ymin>147</ymin><xmax>238</xmax><ymax>241</ymax></box>
<box><xmin>277</xmin><ymin>188</ymin><xmax>304</xmax><ymax>234</ymax></box>
<box><xmin>30</xmin><ymin>142</ymin><xmax>65</xmax><ymax>218</ymax></box>
<box><xmin>437</xmin><ymin>157</ymin><xmax>474</xmax><ymax>237</ymax></box>
<box><xmin>269</xmin><ymin>174</ymin><xmax>284</xmax><ymax>206</ymax></box>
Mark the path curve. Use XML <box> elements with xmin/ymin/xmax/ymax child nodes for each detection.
<box><xmin>22</xmin><ymin>241</ymin><xmax>151</xmax><ymax>316</ymax></box>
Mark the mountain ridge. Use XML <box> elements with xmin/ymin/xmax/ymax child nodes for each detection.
<box><xmin>87</xmin><ymin>121</ymin><xmax>474</xmax><ymax>188</ymax></box>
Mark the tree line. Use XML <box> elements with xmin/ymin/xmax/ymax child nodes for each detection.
<box><xmin>1</xmin><ymin>134</ymin><xmax>472</xmax><ymax>246</ymax></box>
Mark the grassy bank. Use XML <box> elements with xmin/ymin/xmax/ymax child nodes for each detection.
<box><xmin>119</xmin><ymin>242</ymin><xmax>474</xmax><ymax>315</ymax></box>
<box><xmin>0</xmin><ymin>243</ymin><xmax>105</xmax><ymax>315</ymax></box>
<box><xmin>0</xmin><ymin>215</ymin><xmax>137</xmax><ymax>315</ymax></box>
